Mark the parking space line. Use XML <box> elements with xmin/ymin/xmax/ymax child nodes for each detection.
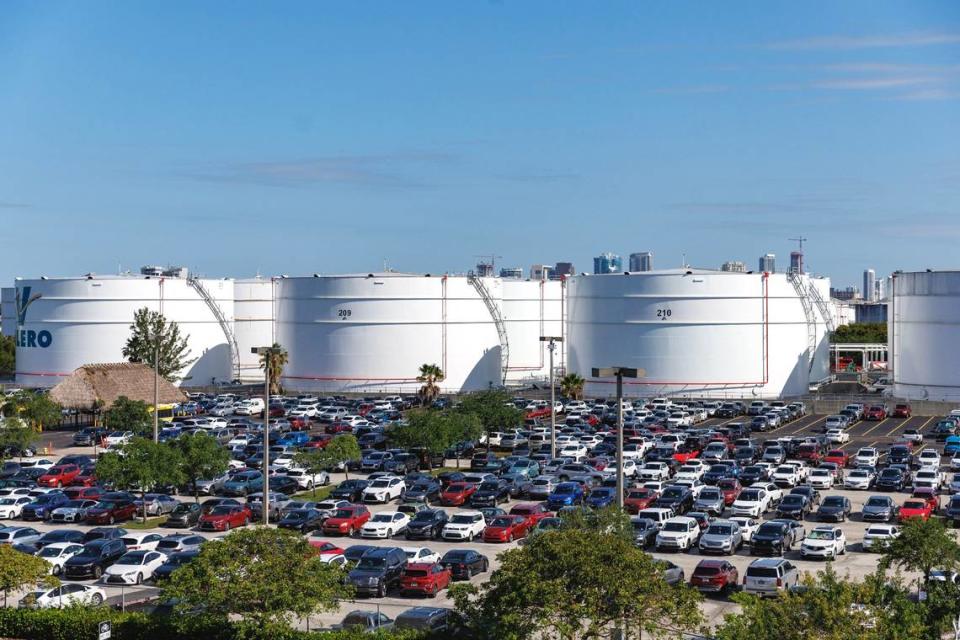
<box><xmin>860</xmin><ymin>419</ymin><xmax>891</xmax><ymax>438</ymax></box>
<box><xmin>916</xmin><ymin>415</ymin><xmax>938</xmax><ymax>432</ymax></box>
<box><xmin>886</xmin><ymin>419</ymin><xmax>907</xmax><ymax>438</ymax></box>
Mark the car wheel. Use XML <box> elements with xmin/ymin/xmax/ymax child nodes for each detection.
<box><xmin>108</xmin><ymin>516</ymin><xmax>115</xmax><ymax>525</ymax></box>
<box><xmin>93</xmin><ymin>566</ymin><xmax>103</xmax><ymax>579</ymax></box>
<box><xmin>136</xmin><ymin>573</ymin><xmax>143</xmax><ymax>585</ymax></box>
<box><xmin>508</xmin><ymin>533</ymin><xmax>514</xmax><ymax>543</ymax></box>
<box><xmin>90</xmin><ymin>593</ymin><xmax>103</xmax><ymax>605</ymax></box>
<box><xmin>482</xmin><ymin>559</ymin><xmax>489</xmax><ymax>573</ymax></box>
<box><xmin>387</xmin><ymin>529</ymin><xmax>393</xmax><ymax>538</ymax></box>
<box><xmin>429</xmin><ymin>584</ymin><xmax>438</xmax><ymax>598</ymax></box>
<box><xmin>377</xmin><ymin>582</ymin><xmax>386</xmax><ymax>598</ymax></box>
<box><xmin>53</xmin><ymin>565</ymin><xmax>62</xmax><ymax>576</ymax></box>
<box><xmin>224</xmin><ymin>522</ymin><xmax>231</xmax><ymax>531</ymax></box>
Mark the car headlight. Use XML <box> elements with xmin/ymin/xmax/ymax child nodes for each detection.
<box><xmin>367</xmin><ymin>577</ymin><xmax>380</xmax><ymax>585</ymax></box>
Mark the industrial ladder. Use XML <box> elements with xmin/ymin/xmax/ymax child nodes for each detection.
<box><xmin>788</xmin><ymin>272</ymin><xmax>819</xmax><ymax>376</ymax></box>
<box><xmin>806</xmin><ymin>279</ymin><xmax>837</xmax><ymax>333</ymax></box>
<box><xmin>187</xmin><ymin>277</ymin><xmax>241</xmax><ymax>381</ymax></box>
<box><xmin>467</xmin><ymin>275</ymin><xmax>510</xmax><ymax>385</ymax></box>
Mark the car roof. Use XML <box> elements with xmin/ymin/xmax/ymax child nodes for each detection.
<box><xmin>751</xmin><ymin>557</ymin><xmax>788</xmax><ymax>567</ymax></box>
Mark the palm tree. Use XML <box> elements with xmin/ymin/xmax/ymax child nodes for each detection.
<box><xmin>416</xmin><ymin>364</ymin><xmax>444</xmax><ymax>406</ymax></box>
<box><xmin>559</xmin><ymin>373</ymin><xmax>585</xmax><ymax>400</ymax></box>
<box><xmin>258</xmin><ymin>343</ymin><xmax>288</xmax><ymax>395</ymax></box>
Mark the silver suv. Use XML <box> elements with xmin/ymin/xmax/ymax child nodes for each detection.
<box><xmin>743</xmin><ymin>558</ymin><xmax>799</xmax><ymax>597</ymax></box>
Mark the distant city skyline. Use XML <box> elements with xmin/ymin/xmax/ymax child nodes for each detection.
<box><xmin>1</xmin><ymin>3</ymin><xmax>958</xmax><ymax>287</ymax></box>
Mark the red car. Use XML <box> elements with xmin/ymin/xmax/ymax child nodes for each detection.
<box><xmin>796</xmin><ymin>444</ymin><xmax>823</xmax><ymax>464</ymax></box>
<box><xmin>823</xmin><ymin>449</ymin><xmax>851</xmax><ymax>468</ymax></box>
<box><xmin>63</xmin><ymin>486</ymin><xmax>103</xmax><ymax>501</ymax></box>
<box><xmin>689</xmin><ymin>559</ymin><xmax>739</xmax><ymax>594</ymax></box>
<box><xmin>308</xmin><ymin>538</ymin><xmax>346</xmax><ymax>554</ymax></box>
<box><xmin>483</xmin><ymin>515</ymin><xmax>530</xmax><ymax>543</ymax></box>
<box><xmin>509</xmin><ymin>503</ymin><xmax>554</xmax><ymax>527</ymax></box>
<box><xmin>85</xmin><ymin>499</ymin><xmax>137</xmax><ymax>525</ymax></box>
<box><xmin>326</xmin><ymin>422</ymin><xmax>354</xmax><ymax>435</ymax></box>
<box><xmin>587</xmin><ymin>457</ymin><xmax>611</xmax><ymax>471</ymax></box>
<box><xmin>198</xmin><ymin>504</ymin><xmax>252</xmax><ymax>531</ymax></box>
<box><xmin>289</xmin><ymin>417</ymin><xmax>310</xmax><ymax>431</ymax></box>
<box><xmin>38</xmin><ymin>464</ymin><xmax>81</xmax><ymax>488</ymax></box>
<box><xmin>716</xmin><ymin>478</ymin><xmax>742</xmax><ymax>506</ymax></box>
<box><xmin>440</xmin><ymin>482</ymin><xmax>477</xmax><ymax>506</ymax></box>
<box><xmin>865</xmin><ymin>405</ymin><xmax>888</xmax><ymax>421</ymax></box>
<box><xmin>400</xmin><ymin>562</ymin><xmax>452</xmax><ymax>597</ymax></box>
<box><xmin>912</xmin><ymin>489</ymin><xmax>940</xmax><ymax>513</ymax></box>
<box><xmin>893</xmin><ymin>404</ymin><xmax>912</xmax><ymax>418</ymax></box>
<box><xmin>322</xmin><ymin>505</ymin><xmax>371</xmax><ymax>536</ymax></box>
<box><xmin>69</xmin><ymin>467</ymin><xmax>98</xmax><ymax>487</ymax></box>
<box><xmin>673</xmin><ymin>448</ymin><xmax>701</xmax><ymax>464</ymax></box>
<box><xmin>624</xmin><ymin>488</ymin><xmax>659</xmax><ymax>514</ymax></box>
<box><xmin>899</xmin><ymin>498</ymin><xmax>935</xmax><ymax>522</ymax></box>
<box><xmin>303</xmin><ymin>434</ymin><xmax>333</xmax><ymax>449</ymax></box>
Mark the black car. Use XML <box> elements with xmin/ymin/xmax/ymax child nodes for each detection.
<box><xmin>395</xmin><ymin>606</ymin><xmax>451</xmax><ymax>634</ymax></box>
<box><xmin>82</xmin><ymin>527</ymin><xmax>128</xmax><ymax>543</ymax></box>
<box><xmin>343</xmin><ymin>544</ymin><xmax>377</xmax><ymax>565</ymax></box>
<box><xmin>62</xmin><ymin>538</ymin><xmax>127</xmax><ymax>580</ymax></box>
<box><xmin>440</xmin><ymin>549</ymin><xmax>489</xmax><ymax>580</ymax></box>
<box><xmin>330</xmin><ymin>480</ymin><xmax>370</xmax><ymax>503</ymax></box>
<box><xmin>751</xmin><ymin>520</ymin><xmax>803</xmax><ymax>556</ymax></box>
<box><xmin>702</xmin><ymin>464</ymin><xmax>734</xmax><ymax>485</ymax></box>
<box><xmin>739</xmin><ymin>465</ymin><xmax>768</xmax><ymax>486</ymax></box>
<box><xmin>35</xmin><ymin>528</ymin><xmax>86</xmax><ymax>549</ymax></box>
<box><xmin>164</xmin><ymin>502</ymin><xmax>202</xmax><ymax>528</ymax></box>
<box><xmin>734</xmin><ymin>447</ymin><xmax>758</xmax><ymax>465</ymax></box>
<box><xmin>816</xmin><ymin>496</ymin><xmax>852</xmax><ymax>522</ymax></box>
<box><xmin>347</xmin><ymin>547</ymin><xmax>408</xmax><ymax>597</ymax></box>
<box><xmin>153</xmin><ymin>550</ymin><xmax>200</xmax><ymax>581</ymax></box>
<box><xmin>405</xmin><ymin>509</ymin><xmax>449</xmax><ymax>540</ymax></box>
<box><xmin>436</xmin><ymin>471</ymin><xmax>468</xmax><ymax>489</ymax></box>
<box><xmin>654</xmin><ymin>486</ymin><xmax>694</xmax><ymax>515</ymax></box>
<box><xmin>887</xmin><ymin>446</ymin><xmax>913</xmax><ymax>467</ymax></box>
<box><xmin>631</xmin><ymin>517</ymin><xmax>658</xmax><ymax>548</ymax></box>
<box><xmin>876</xmin><ymin>468</ymin><xmax>906</xmax><ymax>492</ymax></box>
<box><xmin>945</xmin><ymin>495</ymin><xmax>960</xmax><ymax>526</ymax></box>
<box><xmin>382</xmin><ymin>453</ymin><xmax>419</xmax><ymax>475</ymax></box>
<box><xmin>470</xmin><ymin>480</ymin><xmax>511</xmax><ymax>507</ymax></box>
<box><xmin>403</xmin><ymin>480</ymin><xmax>442</xmax><ymax>504</ymax></box>
<box><xmin>775</xmin><ymin>494</ymin><xmax>811</xmax><ymax>520</ymax></box>
<box><xmin>277</xmin><ymin>508</ymin><xmax>325</xmax><ymax>533</ymax></box>
<box><xmin>269</xmin><ymin>476</ymin><xmax>299</xmax><ymax>495</ymax></box>
<box><xmin>789</xmin><ymin>486</ymin><xmax>821</xmax><ymax>509</ymax></box>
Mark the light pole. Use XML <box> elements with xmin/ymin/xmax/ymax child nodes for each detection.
<box><xmin>540</xmin><ymin>336</ymin><xmax>563</xmax><ymax>460</ymax></box>
<box><xmin>592</xmin><ymin>367</ymin><xmax>641</xmax><ymax>510</ymax></box>
<box><xmin>253</xmin><ymin>345</ymin><xmax>285</xmax><ymax>525</ymax></box>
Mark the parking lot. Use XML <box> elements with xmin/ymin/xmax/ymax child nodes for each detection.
<box><xmin>8</xmin><ymin>401</ymin><xmax>953</xmax><ymax>629</ymax></box>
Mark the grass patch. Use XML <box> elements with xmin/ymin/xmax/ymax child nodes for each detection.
<box><xmin>124</xmin><ymin>516</ymin><xmax>166</xmax><ymax>530</ymax></box>
<box><xmin>291</xmin><ymin>484</ymin><xmax>335</xmax><ymax>501</ymax></box>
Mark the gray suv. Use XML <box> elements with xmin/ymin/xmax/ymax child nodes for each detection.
<box><xmin>743</xmin><ymin>558</ymin><xmax>799</xmax><ymax>597</ymax></box>
<box><xmin>698</xmin><ymin>520</ymin><xmax>743</xmax><ymax>555</ymax></box>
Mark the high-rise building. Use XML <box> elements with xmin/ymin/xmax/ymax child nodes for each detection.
<box><xmin>553</xmin><ymin>262</ymin><xmax>575</xmax><ymax>278</ymax></box>
<box><xmin>475</xmin><ymin>262</ymin><xmax>494</xmax><ymax>277</ymax></box>
<box><xmin>499</xmin><ymin>267</ymin><xmax>523</xmax><ymax>279</ymax></box>
<box><xmin>790</xmin><ymin>251</ymin><xmax>803</xmax><ymax>274</ymax></box>
<box><xmin>530</xmin><ymin>264</ymin><xmax>553</xmax><ymax>281</ymax></box>
<box><xmin>593</xmin><ymin>252</ymin><xmax>623</xmax><ymax>275</ymax></box>
<box><xmin>863</xmin><ymin>269</ymin><xmax>876</xmax><ymax>303</ymax></box>
<box><xmin>876</xmin><ymin>276</ymin><xmax>886</xmax><ymax>301</ymax></box>
<box><xmin>629</xmin><ymin>252</ymin><xmax>653</xmax><ymax>272</ymax></box>
<box><xmin>830</xmin><ymin>286</ymin><xmax>861</xmax><ymax>301</ymax></box>
<box><xmin>759</xmin><ymin>253</ymin><xmax>776</xmax><ymax>273</ymax></box>
<box><xmin>721</xmin><ymin>261</ymin><xmax>746</xmax><ymax>273</ymax></box>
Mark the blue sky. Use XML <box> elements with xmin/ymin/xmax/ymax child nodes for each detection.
<box><xmin>1</xmin><ymin>2</ymin><xmax>958</xmax><ymax>290</ymax></box>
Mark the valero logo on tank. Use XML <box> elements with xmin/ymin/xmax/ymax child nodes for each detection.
<box><xmin>15</xmin><ymin>286</ymin><xmax>52</xmax><ymax>348</ymax></box>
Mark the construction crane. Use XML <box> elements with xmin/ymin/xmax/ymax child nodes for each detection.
<box><xmin>789</xmin><ymin>236</ymin><xmax>808</xmax><ymax>251</ymax></box>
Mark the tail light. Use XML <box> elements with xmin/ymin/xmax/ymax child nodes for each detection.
<box><xmin>776</xmin><ymin>578</ymin><xmax>783</xmax><ymax>587</ymax></box>
<box><xmin>743</xmin><ymin>576</ymin><xmax>747</xmax><ymax>584</ymax></box>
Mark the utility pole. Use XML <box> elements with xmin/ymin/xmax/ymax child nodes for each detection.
<box><xmin>592</xmin><ymin>367</ymin><xmax>642</xmax><ymax>510</ymax></box>
<box><xmin>153</xmin><ymin>279</ymin><xmax>164</xmax><ymax>443</ymax></box>
<box><xmin>540</xmin><ymin>336</ymin><xmax>563</xmax><ymax>459</ymax></box>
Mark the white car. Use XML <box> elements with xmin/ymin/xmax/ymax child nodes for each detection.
<box><xmin>104</xmin><ymin>431</ymin><xmax>134</xmax><ymax>446</ymax></box>
<box><xmin>862</xmin><ymin>524</ymin><xmax>900</xmax><ymax>552</ymax></box>
<box><xmin>771</xmin><ymin>465</ymin><xmax>801</xmax><ymax>487</ymax></box>
<box><xmin>402</xmin><ymin>547</ymin><xmax>442</xmax><ymax>564</ymax></box>
<box><xmin>671</xmin><ymin>478</ymin><xmax>705</xmax><ymax>499</ymax></box>
<box><xmin>855</xmin><ymin>448</ymin><xmax>879</xmax><ymax>467</ymax></box>
<box><xmin>825</xmin><ymin>429</ymin><xmax>850</xmax><ymax>444</ymax></box>
<box><xmin>0</xmin><ymin>496</ymin><xmax>32</xmax><ymax>519</ymax></box>
<box><xmin>674</xmin><ymin>465</ymin><xmax>706</xmax><ymax>482</ymax></box>
<box><xmin>558</xmin><ymin>444</ymin><xmax>588</xmax><ymax>461</ymax></box>
<box><xmin>20</xmin><ymin>584</ymin><xmax>105</xmax><ymax>608</ymax></box>
<box><xmin>844</xmin><ymin>468</ymin><xmax>875</xmax><ymax>490</ymax></box>
<box><xmin>800</xmin><ymin>526</ymin><xmax>846</xmax><ymax>559</ymax></box>
<box><xmin>728</xmin><ymin>516</ymin><xmax>761</xmax><ymax>543</ymax></box>
<box><xmin>655</xmin><ymin>516</ymin><xmax>700</xmax><ymax>551</ymax></box>
<box><xmin>361</xmin><ymin>477</ymin><xmax>405</xmax><ymax>503</ymax></box>
<box><xmin>917</xmin><ymin>450</ymin><xmax>942</xmax><ymax>469</ymax></box>
<box><xmin>637</xmin><ymin>462</ymin><xmax>671</xmax><ymax>481</ymax></box>
<box><xmin>913</xmin><ymin>468</ymin><xmax>945</xmax><ymax>489</ymax></box>
<box><xmin>284</xmin><ymin>468</ymin><xmax>330</xmax><ymax>490</ymax></box>
<box><xmin>102</xmin><ymin>550</ymin><xmax>168</xmax><ymax>585</ymax></box>
<box><xmin>269</xmin><ymin>455</ymin><xmax>297</xmax><ymax>470</ymax></box>
<box><xmin>824</xmin><ymin>415</ymin><xmax>848</xmax><ymax>430</ymax></box>
<box><xmin>732</xmin><ymin>488</ymin><xmax>772</xmax><ymax>517</ymax></box>
<box><xmin>0</xmin><ymin>487</ymin><xmax>33</xmax><ymax>499</ymax></box>
<box><xmin>36</xmin><ymin>542</ymin><xmax>85</xmax><ymax>576</ymax></box>
<box><xmin>360</xmin><ymin>511</ymin><xmax>410</xmax><ymax>539</ymax></box>
<box><xmin>441</xmin><ymin>511</ymin><xmax>486</xmax><ymax>541</ymax></box>
<box><xmin>951</xmin><ymin>454</ymin><xmax>960</xmax><ymax>472</ymax></box>
<box><xmin>120</xmin><ymin>532</ymin><xmax>164</xmax><ymax>551</ymax></box>
<box><xmin>604</xmin><ymin>460</ymin><xmax>637</xmax><ymax>478</ymax></box>
<box><xmin>19</xmin><ymin>458</ymin><xmax>55</xmax><ymax>471</ymax></box>
<box><xmin>806</xmin><ymin>468</ymin><xmax>835</xmax><ymax>489</ymax></box>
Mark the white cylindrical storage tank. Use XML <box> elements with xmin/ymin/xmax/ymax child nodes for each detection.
<box><xmin>0</xmin><ymin>287</ymin><xmax>15</xmax><ymax>338</ymax></box>
<box><xmin>890</xmin><ymin>271</ymin><xmax>960</xmax><ymax>401</ymax></box>
<box><xmin>566</xmin><ymin>269</ymin><xmax>828</xmax><ymax>398</ymax></box>
<box><xmin>275</xmin><ymin>273</ymin><xmax>503</xmax><ymax>394</ymax></box>
<box><xmin>235</xmin><ymin>278</ymin><xmax>275</xmax><ymax>382</ymax></box>
<box><xmin>502</xmin><ymin>279</ymin><xmax>564</xmax><ymax>385</ymax></box>
<box><xmin>13</xmin><ymin>274</ymin><xmax>235</xmax><ymax>388</ymax></box>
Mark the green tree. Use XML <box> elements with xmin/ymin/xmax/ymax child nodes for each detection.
<box><xmin>103</xmin><ymin>396</ymin><xmax>153</xmax><ymax>438</ymax></box>
<box><xmin>173</xmin><ymin>433</ymin><xmax>230</xmax><ymax>503</ymax></box>
<box><xmin>832</xmin><ymin>322</ymin><xmax>887</xmax><ymax>344</ymax></box>
<box><xmin>457</xmin><ymin>390</ymin><xmax>523</xmax><ymax>452</ymax></box>
<box><xmin>258</xmin><ymin>343</ymin><xmax>288</xmax><ymax>396</ymax></box>
<box><xmin>162</xmin><ymin>527</ymin><xmax>351</xmax><ymax>632</ymax></box>
<box><xmin>451</xmin><ymin>515</ymin><xmax>703</xmax><ymax>640</ymax></box>
<box><xmin>291</xmin><ymin>448</ymin><xmax>333</xmax><ymax>497</ymax></box>
<box><xmin>0</xmin><ymin>544</ymin><xmax>58</xmax><ymax>607</ymax></box>
<box><xmin>0</xmin><ymin>335</ymin><xmax>13</xmax><ymax>378</ymax></box>
<box><xmin>559</xmin><ymin>373</ymin><xmax>585</xmax><ymax>400</ymax></box>
<box><xmin>95</xmin><ymin>438</ymin><xmax>185</xmax><ymax>522</ymax></box>
<box><xmin>880</xmin><ymin>516</ymin><xmax>960</xmax><ymax>586</ymax></box>
<box><xmin>122</xmin><ymin>307</ymin><xmax>196</xmax><ymax>382</ymax></box>
<box><xmin>2</xmin><ymin>391</ymin><xmax>62</xmax><ymax>433</ymax></box>
<box><xmin>389</xmin><ymin>409</ymin><xmax>482</xmax><ymax>455</ymax></box>
<box><xmin>0</xmin><ymin>418</ymin><xmax>40</xmax><ymax>462</ymax></box>
<box><xmin>416</xmin><ymin>363</ymin><xmax>444</xmax><ymax>406</ymax></box>
<box><xmin>294</xmin><ymin>434</ymin><xmax>362</xmax><ymax>481</ymax></box>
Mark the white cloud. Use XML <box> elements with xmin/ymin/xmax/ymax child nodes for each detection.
<box><xmin>765</xmin><ymin>31</ymin><xmax>960</xmax><ymax>51</ymax></box>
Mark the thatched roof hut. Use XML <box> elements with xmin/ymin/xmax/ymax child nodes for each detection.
<box><xmin>49</xmin><ymin>363</ymin><xmax>187</xmax><ymax>410</ymax></box>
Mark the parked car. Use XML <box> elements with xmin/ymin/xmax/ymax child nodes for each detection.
<box><xmin>347</xmin><ymin>546</ymin><xmax>408</xmax><ymax>597</ymax></box>
<box><xmin>19</xmin><ymin>584</ymin><xmax>105</xmax><ymax>608</ymax></box>
<box><xmin>690</xmin><ymin>559</ymin><xmax>739</xmax><ymax>594</ymax></box>
<box><xmin>800</xmin><ymin>525</ymin><xmax>846</xmax><ymax>560</ymax></box>
<box><xmin>323</xmin><ymin>505</ymin><xmax>372</xmax><ymax>536</ymax></box>
<box><xmin>62</xmin><ymin>538</ymin><xmax>127</xmax><ymax>580</ymax></box>
<box><xmin>439</xmin><ymin>549</ymin><xmax>489</xmax><ymax>580</ymax></box>
<box><xmin>400</xmin><ymin>562</ymin><xmax>452</xmax><ymax>597</ymax></box>
<box><xmin>750</xmin><ymin>520</ymin><xmax>805</xmax><ymax>556</ymax></box>
<box><xmin>164</xmin><ymin>503</ymin><xmax>202</xmax><ymax>528</ymax></box>
<box><xmin>742</xmin><ymin>558</ymin><xmax>800</xmax><ymax>597</ymax></box>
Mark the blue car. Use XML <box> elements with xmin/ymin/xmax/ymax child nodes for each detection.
<box><xmin>277</xmin><ymin>432</ymin><xmax>310</xmax><ymax>447</ymax></box>
<box><xmin>21</xmin><ymin>492</ymin><xmax>70</xmax><ymax>521</ymax></box>
<box><xmin>547</xmin><ymin>482</ymin><xmax>585</xmax><ymax>509</ymax></box>
<box><xmin>585</xmin><ymin>487</ymin><xmax>616</xmax><ymax>509</ymax></box>
<box><xmin>945</xmin><ymin>436</ymin><xmax>960</xmax><ymax>455</ymax></box>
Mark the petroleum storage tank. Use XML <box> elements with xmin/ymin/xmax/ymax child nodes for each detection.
<box><xmin>13</xmin><ymin>274</ymin><xmax>235</xmax><ymax>388</ymax></box>
<box><xmin>890</xmin><ymin>271</ymin><xmax>960</xmax><ymax>401</ymax></box>
<box><xmin>0</xmin><ymin>287</ymin><xmax>14</xmax><ymax>337</ymax></box>
<box><xmin>566</xmin><ymin>269</ymin><xmax>831</xmax><ymax>399</ymax></box>
<box><xmin>235</xmin><ymin>278</ymin><xmax>275</xmax><ymax>382</ymax></box>
<box><xmin>502</xmin><ymin>278</ymin><xmax>564</xmax><ymax>385</ymax></box>
<box><xmin>275</xmin><ymin>273</ymin><xmax>503</xmax><ymax>394</ymax></box>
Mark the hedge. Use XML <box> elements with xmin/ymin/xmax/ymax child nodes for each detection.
<box><xmin>0</xmin><ymin>607</ymin><xmax>426</xmax><ymax>640</ymax></box>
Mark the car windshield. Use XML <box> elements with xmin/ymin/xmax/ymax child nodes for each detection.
<box><xmin>757</xmin><ymin>524</ymin><xmax>784</xmax><ymax>535</ymax></box>
<box><xmin>332</xmin><ymin>509</ymin><xmax>354</xmax><ymax>519</ymax></box>
<box><xmin>782</xmin><ymin>496</ymin><xmax>804</xmax><ymax>505</ymax></box>
<box><xmin>807</xmin><ymin>530</ymin><xmax>836</xmax><ymax>540</ymax></box>
<box><xmin>903</xmin><ymin>501</ymin><xmax>926</xmax><ymax>509</ymax></box>
<box><xmin>371</xmin><ymin>480</ymin><xmax>391</xmax><ymax>488</ymax></box>
<box><xmin>700</xmin><ymin>489</ymin><xmax>722</xmax><ymax>500</ymax></box>
<box><xmin>479</xmin><ymin>482</ymin><xmax>499</xmax><ymax>491</ymax></box>
<box><xmin>412</xmin><ymin>512</ymin><xmax>438</xmax><ymax>523</ymax></box>
<box><xmin>663</xmin><ymin>521</ymin><xmax>689</xmax><ymax>532</ymax></box>
<box><xmin>740</xmin><ymin>490</ymin><xmax>761</xmax><ymax>501</ymax></box>
<box><xmin>38</xmin><ymin>547</ymin><xmax>66</xmax><ymax>558</ymax></box>
<box><xmin>357</xmin><ymin>557</ymin><xmax>385</xmax><ymax>569</ymax></box>
<box><xmin>706</xmin><ymin>525</ymin><xmax>733</xmax><ymax>536</ymax></box>
<box><xmin>209</xmin><ymin>506</ymin><xmax>233</xmax><ymax>515</ymax></box>
<box><xmin>866</xmin><ymin>527</ymin><xmax>891</xmax><ymax>535</ymax></box>
<box><xmin>118</xmin><ymin>551</ymin><xmax>148</xmax><ymax>564</ymax></box>
<box><xmin>490</xmin><ymin>517</ymin><xmax>513</xmax><ymax>527</ymax></box>
<box><xmin>371</xmin><ymin>514</ymin><xmax>393</xmax><ymax>523</ymax></box>
<box><xmin>451</xmin><ymin>514</ymin><xmax>478</xmax><ymax>524</ymax></box>
<box><xmin>662</xmin><ymin>488</ymin><xmax>683</xmax><ymax>499</ymax></box>
<box><xmin>822</xmin><ymin>497</ymin><xmax>845</xmax><ymax>507</ymax></box>
<box><xmin>284</xmin><ymin>511</ymin><xmax>308</xmax><ymax>520</ymax></box>
<box><xmin>866</xmin><ymin>498</ymin><xmax>889</xmax><ymax>507</ymax></box>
